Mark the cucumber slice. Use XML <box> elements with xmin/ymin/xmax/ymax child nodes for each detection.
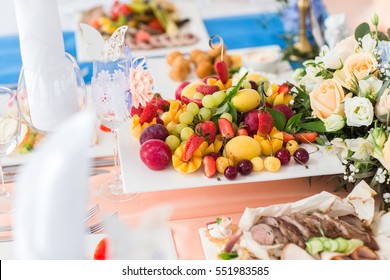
<box><xmin>306</xmin><ymin>239</ymin><xmax>324</xmax><ymax>255</ymax></box>
<box><xmin>336</xmin><ymin>237</ymin><xmax>348</xmax><ymax>252</ymax></box>
<box><xmin>323</xmin><ymin>239</ymin><xmax>339</xmax><ymax>252</ymax></box>
<box><xmin>345</xmin><ymin>239</ymin><xmax>364</xmax><ymax>253</ymax></box>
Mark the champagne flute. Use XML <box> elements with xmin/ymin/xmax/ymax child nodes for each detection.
<box><xmin>0</xmin><ymin>87</ymin><xmax>21</xmax><ymax>213</ymax></box>
<box><xmin>91</xmin><ymin>55</ymin><xmax>136</xmax><ymax>202</ymax></box>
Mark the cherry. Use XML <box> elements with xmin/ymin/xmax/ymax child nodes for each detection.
<box><xmin>237</xmin><ymin>160</ymin><xmax>253</xmax><ymax>175</ymax></box>
<box><xmin>208</xmin><ymin>152</ymin><xmax>221</xmax><ymax>161</ymax></box>
<box><xmin>224</xmin><ymin>166</ymin><xmax>238</xmax><ymax>180</ymax></box>
<box><xmin>294</xmin><ymin>148</ymin><xmax>309</xmax><ymax>164</ymax></box>
<box><xmin>275</xmin><ymin>148</ymin><xmax>291</xmax><ymax>165</ymax></box>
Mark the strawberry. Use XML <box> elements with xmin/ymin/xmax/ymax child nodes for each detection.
<box><xmin>182</xmin><ymin>134</ymin><xmax>204</xmax><ymax>162</ymax></box>
<box><xmin>149</xmin><ymin>94</ymin><xmax>170</xmax><ymax>112</ymax></box>
<box><xmin>237</xmin><ymin>127</ymin><xmax>249</xmax><ymax>136</ymax></box>
<box><xmin>180</xmin><ymin>95</ymin><xmax>203</xmax><ymax>108</ymax></box>
<box><xmin>93</xmin><ymin>238</ymin><xmax>109</xmax><ymax>260</ymax></box>
<box><xmin>111</xmin><ymin>1</ymin><xmax>131</xmax><ymax>21</ymax></box>
<box><xmin>257</xmin><ymin>110</ymin><xmax>274</xmax><ymax>135</ymax></box>
<box><xmin>203</xmin><ymin>155</ymin><xmax>216</xmax><ymax>178</ymax></box>
<box><xmin>196</xmin><ymin>85</ymin><xmax>220</xmax><ymax>95</ymax></box>
<box><xmin>148</xmin><ymin>18</ymin><xmax>164</xmax><ymax>33</ymax></box>
<box><xmin>218</xmin><ymin>118</ymin><xmax>235</xmax><ymax>139</ymax></box>
<box><xmin>294</xmin><ymin>132</ymin><xmax>319</xmax><ymax>143</ymax></box>
<box><xmin>130</xmin><ymin>105</ymin><xmax>143</xmax><ymax>117</ymax></box>
<box><xmin>215</xmin><ymin>61</ymin><xmax>229</xmax><ymax>83</ymax></box>
<box><xmin>139</xmin><ymin>102</ymin><xmax>157</xmax><ymax>125</ymax></box>
<box><xmin>100</xmin><ymin>124</ymin><xmax>111</xmax><ymax>132</ymax></box>
<box><xmin>278</xmin><ymin>82</ymin><xmax>294</xmax><ymax>95</ymax></box>
<box><xmin>282</xmin><ymin>131</ymin><xmax>295</xmax><ymax>143</ymax></box>
<box><xmin>196</xmin><ymin>121</ymin><xmax>216</xmax><ymax>143</ymax></box>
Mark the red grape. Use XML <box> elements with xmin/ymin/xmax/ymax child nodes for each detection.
<box><xmin>207</xmin><ymin>152</ymin><xmax>221</xmax><ymax>161</ymax></box>
<box><xmin>237</xmin><ymin>160</ymin><xmax>253</xmax><ymax>175</ymax></box>
<box><xmin>275</xmin><ymin>148</ymin><xmax>291</xmax><ymax>165</ymax></box>
<box><xmin>294</xmin><ymin>148</ymin><xmax>309</xmax><ymax>164</ymax></box>
<box><xmin>224</xmin><ymin>166</ymin><xmax>238</xmax><ymax>180</ymax></box>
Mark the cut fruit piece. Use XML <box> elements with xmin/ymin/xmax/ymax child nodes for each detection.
<box><xmin>215</xmin><ymin>60</ymin><xmax>229</xmax><ymax>83</ymax></box>
<box><xmin>218</xmin><ymin>118</ymin><xmax>235</xmax><ymax>139</ymax></box>
<box><xmin>294</xmin><ymin>132</ymin><xmax>319</xmax><ymax>143</ymax></box>
<box><xmin>172</xmin><ymin>145</ymin><xmax>203</xmax><ymax>173</ymax></box>
<box><xmin>282</xmin><ymin>131</ymin><xmax>295</xmax><ymax>143</ymax></box>
<box><xmin>181</xmin><ymin>81</ymin><xmax>205</xmax><ymax>99</ymax></box>
<box><xmin>203</xmin><ymin>155</ymin><xmax>217</xmax><ymax>178</ymax></box>
<box><xmin>196</xmin><ymin>85</ymin><xmax>220</xmax><ymax>95</ymax></box>
<box><xmin>182</xmin><ymin>134</ymin><xmax>205</xmax><ymax>162</ymax></box>
<box><xmin>257</xmin><ymin>110</ymin><xmax>274</xmax><ymax>135</ymax></box>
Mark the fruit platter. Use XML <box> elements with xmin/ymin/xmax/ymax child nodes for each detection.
<box><xmin>118</xmin><ymin>45</ymin><xmax>344</xmax><ymax>193</ymax></box>
<box><xmin>198</xmin><ymin>181</ymin><xmax>390</xmax><ymax>260</ymax></box>
<box><xmin>76</xmin><ymin>0</ymin><xmax>209</xmax><ymax>61</ymax></box>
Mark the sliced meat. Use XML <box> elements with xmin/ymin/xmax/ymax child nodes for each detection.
<box><xmin>276</xmin><ymin>218</ymin><xmax>306</xmax><ymax>248</ymax></box>
<box><xmin>279</xmin><ymin>215</ymin><xmax>311</xmax><ymax>240</ymax></box>
<box><xmin>250</xmin><ymin>224</ymin><xmax>275</xmax><ymax>245</ymax></box>
<box><xmin>312</xmin><ymin>213</ymin><xmax>351</xmax><ymax>239</ymax></box>
<box><xmin>338</xmin><ymin>215</ymin><xmax>366</xmax><ymax>231</ymax></box>
<box><xmin>257</xmin><ymin>216</ymin><xmax>279</xmax><ymax>228</ymax></box>
<box><xmin>336</xmin><ymin>219</ymin><xmax>379</xmax><ymax>251</ymax></box>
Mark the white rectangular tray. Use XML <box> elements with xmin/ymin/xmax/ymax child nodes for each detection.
<box><xmin>75</xmin><ymin>2</ymin><xmax>210</xmax><ymax>62</ymax></box>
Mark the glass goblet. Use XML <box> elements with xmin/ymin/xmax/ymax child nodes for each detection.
<box><xmin>0</xmin><ymin>87</ymin><xmax>21</xmax><ymax>213</ymax></box>
<box><xmin>91</xmin><ymin>57</ymin><xmax>136</xmax><ymax>202</ymax></box>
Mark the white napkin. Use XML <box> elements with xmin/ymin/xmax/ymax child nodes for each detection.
<box><xmin>13</xmin><ymin>0</ymin><xmax>79</xmax><ymax>132</ymax></box>
<box><xmin>14</xmin><ymin>111</ymin><xmax>95</xmax><ymax>259</ymax></box>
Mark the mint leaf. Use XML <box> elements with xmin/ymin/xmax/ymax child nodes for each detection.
<box><xmin>354</xmin><ymin>22</ymin><xmax>370</xmax><ymax>41</ymax></box>
<box><xmin>285</xmin><ymin>113</ymin><xmax>302</xmax><ymax>134</ymax></box>
<box><xmin>228</xmin><ymin>102</ymin><xmax>238</xmax><ymax>123</ymax></box>
<box><xmin>216</xmin><ymin>217</ymin><xmax>222</xmax><ymax>224</ymax></box>
<box><xmin>267</xmin><ymin>108</ymin><xmax>286</xmax><ymax>131</ymax></box>
<box><xmin>219</xmin><ymin>252</ymin><xmax>238</xmax><ymax>260</ymax></box>
<box><xmin>214</xmin><ymin>102</ymin><xmax>229</xmax><ymax>116</ymax></box>
<box><xmin>226</xmin><ymin>72</ymin><xmax>248</xmax><ymax>100</ymax></box>
<box><xmin>299</xmin><ymin>121</ymin><xmax>327</xmax><ymax>133</ymax></box>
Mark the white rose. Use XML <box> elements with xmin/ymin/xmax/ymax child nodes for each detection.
<box><xmin>323</xmin><ymin>113</ymin><xmax>345</xmax><ymax>132</ymax></box>
<box><xmin>360</xmin><ymin>34</ymin><xmax>376</xmax><ymax>53</ymax></box>
<box><xmin>375</xmin><ymin>88</ymin><xmax>390</xmax><ymax>123</ymax></box>
<box><xmin>344</xmin><ymin>97</ymin><xmax>374</xmax><ymax>127</ymax></box>
<box><xmin>321</xmin><ymin>45</ymin><xmax>354</xmax><ymax>70</ymax></box>
<box><xmin>359</xmin><ymin>76</ymin><xmax>383</xmax><ymax>98</ymax></box>
<box><xmin>299</xmin><ymin>65</ymin><xmax>324</xmax><ymax>92</ymax></box>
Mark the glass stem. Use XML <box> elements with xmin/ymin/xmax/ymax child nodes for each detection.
<box><xmin>111</xmin><ymin>129</ymin><xmax>121</xmax><ymax>179</ymax></box>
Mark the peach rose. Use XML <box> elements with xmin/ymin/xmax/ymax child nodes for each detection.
<box><xmin>342</xmin><ymin>52</ymin><xmax>378</xmax><ymax>83</ymax></box>
<box><xmin>309</xmin><ymin>79</ymin><xmax>347</xmax><ymax>119</ymax></box>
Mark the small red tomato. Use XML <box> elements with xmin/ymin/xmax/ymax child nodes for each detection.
<box><xmin>93</xmin><ymin>237</ymin><xmax>109</xmax><ymax>260</ymax></box>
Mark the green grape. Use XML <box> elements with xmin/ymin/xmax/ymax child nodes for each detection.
<box><xmin>173</xmin><ymin>123</ymin><xmax>188</xmax><ymax>136</ymax></box>
<box><xmin>165</xmin><ymin>135</ymin><xmax>180</xmax><ymax>151</ymax></box>
<box><xmin>179</xmin><ymin>111</ymin><xmax>194</xmax><ymax>125</ymax></box>
<box><xmin>242</xmin><ymin>80</ymin><xmax>252</xmax><ymax>89</ymax></box>
<box><xmin>199</xmin><ymin>107</ymin><xmax>212</xmax><ymax>121</ymax></box>
<box><xmin>187</xmin><ymin>102</ymin><xmax>200</xmax><ymax>116</ymax></box>
<box><xmin>220</xmin><ymin>112</ymin><xmax>233</xmax><ymax>122</ymax></box>
<box><xmin>180</xmin><ymin>127</ymin><xmax>194</xmax><ymax>141</ymax></box>
<box><xmin>202</xmin><ymin>95</ymin><xmax>215</xmax><ymax>109</ymax></box>
<box><xmin>193</xmin><ymin>92</ymin><xmax>205</xmax><ymax>100</ymax></box>
<box><xmin>180</xmin><ymin>140</ymin><xmax>187</xmax><ymax>146</ymax></box>
<box><xmin>212</xmin><ymin>90</ymin><xmax>227</xmax><ymax>106</ymax></box>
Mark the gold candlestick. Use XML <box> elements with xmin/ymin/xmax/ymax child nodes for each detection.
<box><xmin>293</xmin><ymin>0</ymin><xmax>313</xmax><ymax>54</ymax></box>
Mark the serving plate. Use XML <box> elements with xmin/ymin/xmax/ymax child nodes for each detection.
<box><xmin>198</xmin><ymin>227</ymin><xmax>219</xmax><ymax>260</ymax></box>
<box><xmin>75</xmin><ymin>2</ymin><xmax>210</xmax><ymax>62</ymax></box>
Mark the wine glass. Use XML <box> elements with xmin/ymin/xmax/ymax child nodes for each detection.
<box><xmin>17</xmin><ymin>53</ymin><xmax>87</xmax><ymax>134</ymax></box>
<box><xmin>91</xmin><ymin>56</ymin><xmax>136</xmax><ymax>202</ymax></box>
<box><xmin>0</xmin><ymin>87</ymin><xmax>21</xmax><ymax>213</ymax></box>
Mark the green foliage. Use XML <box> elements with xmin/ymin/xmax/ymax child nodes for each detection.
<box><xmin>267</xmin><ymin>108</ymin><xmax>286</xmax><ymax>131</ymax></box>
<box><xmin>354</xmin><ymin>22</ymin><xmax>371</xmax><ymax>41</ymax></box>
<box><xmin>299</xmin><ymin>121</ymin><xmax>327</xmax><ymax>133</ymax></box>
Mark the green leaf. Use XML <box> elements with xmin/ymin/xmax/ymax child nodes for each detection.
<box><xmin>315</xmin><ymin>137</ymin><xmax>326</xmax><ymax>145</ymax></box>
<box><xmin>355</xmin><ymin>22</ymin><xmax>371</xmax><ymax>41</ymax></box>
<box><xmin>226</xmin><ymin>72</ymin><xmax>248</xmax><ymax>100</ymax></box>
<box><xmin>388</xmin><ymin>28</ymin><xmax>390</xmax><ymax>38</ymax></box>
<box><xmin>219</xmin><ymin>252</ymin><xmax>238</xmax><ymax>260</ymax></box>
<box><xmin>376</xmin><ymin>79</ymin><xmax>390</xmax><ymax>100</ymax></box>
<box><xmin>267</xmin><ymin>108</ymin><xmax>286</xmax><ymax>131</ymax></box>
<box><xmin>285</xmin><ymin>113</ymin><xmax>303</xmax><ymax>134</ymax></box>
<box><xmin>214</xmin><ymin>102</ymin><xmax>229</xmax><ymax>116</ymax></box>
<box><xmin>378</xmin><ymin>31</ymin><xmax>389</xmax><ymax>41</ymax></box>
<box><xmin>299</xmin><ymin>121</ymin><xmax>327</xmax><ymax>133</ymax></box>
<box><xmin>228</xmin><ymin>102</ymin><xmax>238</xmax><ymax>123</ymax></box>
<box><xmin>216</xmin><ymin>217</ymin><xmax>222</xmax><ymax>224</ymax></box>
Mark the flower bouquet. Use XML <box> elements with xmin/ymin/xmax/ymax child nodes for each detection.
<box><xmin>292</xmin><ymin>14</ymin><xmax>390</xmax><ymax>211</ymax></box>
